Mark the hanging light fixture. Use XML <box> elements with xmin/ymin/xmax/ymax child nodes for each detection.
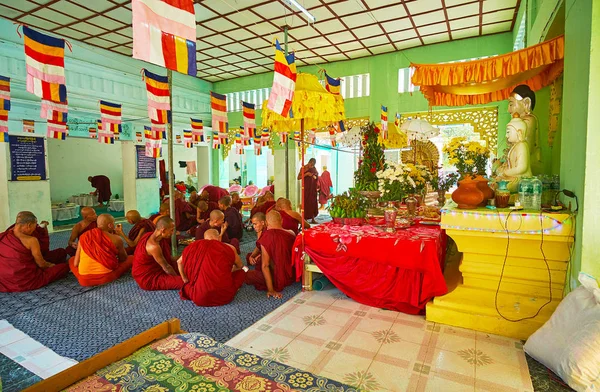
<box><xmin>283</xmin><ymin>0</ymin><xmax>317</xmax><ymax>23</ymax></box>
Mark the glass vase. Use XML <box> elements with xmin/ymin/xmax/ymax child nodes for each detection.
<box><xmin>384</xmin><ymin>201</ymin><xmax>398</xmax><ymax>233</ymax></box>
<box><xmin>406</xmin><ymin>195</ymin><xmax>418</xmax><ymax>217</ymax></box>
<box><xmin>437</xmin><ymin>190</ymin><xmax>446</xmax><ymax>207</ymax></box>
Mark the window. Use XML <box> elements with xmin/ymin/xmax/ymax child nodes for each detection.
<box><xmin>225</xmin><ymin>87</ymin><xmax>271</xmax><ymax>112</ymax></box>
<box><xmin>398</xmin><ymin>67</ymin><xmax>419</xmax><ymax>94</ymax></box>
<box><xmin>514</xmin><ymin>9</ymin><xmax>527</xmax><ymax>51</ymax></box>
<box><xmin>318</xmin><ymin>73</ymin><xmax>370</xmax><ymax>99</ymax></box>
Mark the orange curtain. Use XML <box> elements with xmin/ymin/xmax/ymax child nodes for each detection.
<box><xmin>411</xmin><ymin>35</ymin><xmax>565</xmax><ymax>107</ymax></box>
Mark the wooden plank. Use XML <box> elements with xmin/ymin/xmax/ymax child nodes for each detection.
<box><xmin>23</xmin><ymin>318</ymin><xmax>181</xmax><ymax>392</ymax></box>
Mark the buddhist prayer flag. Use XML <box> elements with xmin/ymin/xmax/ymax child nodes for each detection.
<box><xmin>267</xmin><ymin>40</ymin><xmax>296</xmax><ymax>117</ymax></box>
<box><xmin>145</xmin><ymin>125</ymin><xmax>165</xmax><ymax>140</ymax></box>
<box><xmin>308</xmin><ymin>130</ymin><xmax>316</xmax><ymax>144</ymax></box>
<box><xmin>98</xmin><ymin>132</ymin><xmax>115</xmax><ymax>144</ymax></box>
<box><xmin>395</xmin><ymin>112</ymin><xmax>401</xmax><ymax>129</ymax></box>
<box><xmin>279</xmin><ymin>132</ymin><xmax>288</xmax><ymax>145</ymax></box>
<box><xmin>132</xmin><ymin>0</ymin><xmax>197</xmax><ymax>76</ymax></box>
<box><xmin>381</xmin><ymin>105</ymin><xmax>388</xmax><ymax>139</ymax></box>
<box><xmin>210</xmin><ymin>92</ymin><xmax>228</xmax><ymax>147</ymax></box>
<box><xmin>136</xmin><ymin>130</ymin><xmax>142</xmax><ymax>142</ymax></box>
<box><xmin>47</xmin><ymin>119</ymin><xmax>68</xmax><ymax>140</ymax></box>
<box><xmin>183</xmin><ymin>130</ymin><xmax>193</xmax><ymax>148</ymax></box>
<box><xmin>294</xmin><ymin>131</ymin><xmax>301</xmax><ymax>147</ymax></box>
<box><xmin>89</xmin><ymin>127</ymin><xmax>97</xmax><ymax>139</ymax></box>
<box><xmin>145</xmin><ymin>138</ymin><xmax>162</xmax><ymax>157</ymax></box>
<box><xmin>41</xmin><ymin>100</ymin><xmax>68</xmax><ymax>123</ymax></box>
<box><xmin>242</xmin><ymin>101</ymin><xmax>255</xmax><ymax>135</ymax></box>
<box><xmin>0</xmin><ymin>76</ymin><xmax>11</xmax><ymax>111</ymax></box>
<box><xmin>325</xmin><ymin>72</ymin><xmax>341</xmax><ymax>95</ymax></box>
<box><xmin>23</xmin><ymin>120</ymin><xmax>35</xmax><ymax>133</ymax></box>
<box><xmin>254</xmin><ymin>133</ymin><xmax>262</xmax><ymax>155</ymax></box>
<box><xmin>329</xmin><ymin>127</ymin><xmax>337</xmax><ymax>147</ymax></box>
<box><xmin>0</xmin><ymin>110</ymin><xmax>8</xmax><ymax>137</ymax></box>
<box><xmin>260</xmin><ymin>128</ymin><xmax>269</xmax><ymax>146</ymax></box>
<box><xmin>212</xmin><ymin>130</ymin><xmax>219</xmax><ymax>149</ymax></box>
<box><xmin>190</xmin><ymin>118</ymin><xmax>203</xmax><ymax>142</ymax></box>
<box><xmin>142</xmin><ymin>69</ymin><xmax>171</xmax><ymax>123</ymax></box>
<box><xmin>176</xmin><ymin>134</ymin><xmax>182</xmax><ymax>144</ymax></box>
<box><xmin>100</xmin><ymin>100</ymin><xmax>122</xmax><ymax>123</ymax></box>
<box><xmin>235</xmin><ymin>131</ymin><xmax>244</xmax><ymax>155</ymax></box>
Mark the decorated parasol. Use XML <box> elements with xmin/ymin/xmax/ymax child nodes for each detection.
<box><xmin>400</xmin><ymin>118</ymin><xmax>439</xmax><ymax>164</ymax></box>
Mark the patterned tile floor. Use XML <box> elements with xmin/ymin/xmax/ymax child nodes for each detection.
<box><xmin>226</xmin><ymin>288</ymin><xmax>534</xmax><ymax>392</ymax></box>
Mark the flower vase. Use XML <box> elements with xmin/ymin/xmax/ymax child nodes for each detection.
<box><xmin>437</xmin><ymin>190</ymin><xmax>447</xmax><ymax>207</ymax></box>
<box><xmin>406</xmin><ymin>195</ymin><xmax>418</xmax><ymax>217</ymax></box>
<box><xmin>474</xmin><ymin>175</ymin><xmax>494</xmax><ymax>207</ymax></box>
<box><xmin>384</xmin><ymin>202</ymin><xmax>398</xmax><ymax>233</ymax></box>
<box><xmin>452</xmin><ymin>175</ymin><xmax>485</xmax><ymax>209</ymax></box>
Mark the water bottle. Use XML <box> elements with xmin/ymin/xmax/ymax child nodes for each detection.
<box><xmin>518</xmin><ymin>177</ymin><xmax>533</xmax><ymax>209</ymax></box>
<box><xmin>531</xmin><ymin>176</ymin><xmax>542</xmax><ymax>210</ymax></box>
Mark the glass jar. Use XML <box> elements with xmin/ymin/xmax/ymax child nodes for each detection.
<box><xmin>405</xmin><ymin>195</ymin><xmax>417</xmax><ymax>217</ymax></box>
<box><xmin>495</xmin><ymin>180</ymin><xmax>510</xmax><ymax>208</ymax></box>
<box><xmin>518</xmin><ymin>177</ymin><xmax>533</xmax><ymax>209</ymax></box>
<box><xmin>384</xmin><ymin>201</ymin><xmax>398</xmax><ymax>233</ymax></box>
<box><xmin>531</xmin><ymin>176</ymin><xmax>543</xmax><ymax>211</ymax></box>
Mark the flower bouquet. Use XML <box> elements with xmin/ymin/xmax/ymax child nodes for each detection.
<box><xmin>376</xmin><ymin>162</ymin><xmax>433</xmax><ymax>202</ymax></box>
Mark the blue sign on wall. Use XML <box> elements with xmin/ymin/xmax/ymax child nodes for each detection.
<box><xmin>136</xmin><ymin>145</ymin><xmax>156</xmax><ymax>179</ymax></box>
<box><xmin>9</xmin><ymin>135</ymin><xmax>46</xmax><ymax>181</ymax></box>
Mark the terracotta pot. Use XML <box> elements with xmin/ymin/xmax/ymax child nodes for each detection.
<box><xmin>474</xmin><ymin>175</ymin><xmax>495</xmax><ymax>207</ymax></box>
<box><xmin>452</xmin><ymin>175</ymin><xmax>485</xmax><ymax>209</ymax></box>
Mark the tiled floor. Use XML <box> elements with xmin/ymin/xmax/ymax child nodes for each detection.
<box><xmin>0</xmin><ymin>319</ymin><xmax>77</xmax><ymax>380</ymax></box>
<box><xmin>226</xmin><ymin>288</ymin><xmax>534</xmax><ymax>392</ymax></box>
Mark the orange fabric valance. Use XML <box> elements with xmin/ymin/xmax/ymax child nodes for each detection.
<box><xmin>411</xmin><ymin>35</ymin><xmax>564</xmax><ymax>107</ymax></box>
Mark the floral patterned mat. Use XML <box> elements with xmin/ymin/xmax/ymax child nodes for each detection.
<box><xmin>65</xmin><ymin>333</ymin><xmax>358</xmax><ymax>392</ymax></box>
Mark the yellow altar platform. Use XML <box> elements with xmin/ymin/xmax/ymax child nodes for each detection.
<box><xmin>426</xmin><ymin>207</ymin><xmax>575</xmax><ymax>340</ymax></box>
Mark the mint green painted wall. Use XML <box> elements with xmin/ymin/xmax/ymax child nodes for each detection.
<box><xmin>527</xmin><ymin>0</ymin><xmax>563</xmax><ymax>44</ymax></box>
<box><xmin>215</xmin><ymin>33</ymin><xmax>513</xmax><ymax>156</ymax></box>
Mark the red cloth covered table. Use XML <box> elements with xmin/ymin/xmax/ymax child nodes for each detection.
<box><xmin>292</xmin><ymin>222</ymin><xmax>448</xmax><ymax>314</ymax></box>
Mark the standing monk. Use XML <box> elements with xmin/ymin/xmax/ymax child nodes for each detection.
<box><xmin>199</xmin><ymin>185</ymin><xmax>229</xmax><ymax>203</ymax></box>
<box><xmin>0</xmin><ymin>212</ymin><xmax>69</xmax><ymax>292</ymax></box>
<box><xmin>219</xmin><ymin>195</ymin><xmax>243</xmax><ymax>241</ymax></box>
<box><xmin>133</xmin><ymin>217</ymin><xmax>184</xmax><ymax>291</ymax></box>
<box><xmin>69</xmin><ymin>214</ymin><xmax>133</xmax><ymax>287</ymax></box>
<box><xmin>66</xmin><ymin>207</ymin><xmax>98</xmax><ymax>256</ymax></box>
<box><xmin>88</xmin><ymin>175</ymin><xmax>112</xmax><ymax>206</ymax></box>
<box><xmin>179</xmin><ymin>229</ymin><xmax>246</xmax><ymax>307</ymax></box>
<box><xmin>245</xmin><ymin>211</ymin><xmax>296</xmax><ymax>298</ymax></box>
<box><xmin>116</xmin><ymin>210</ymin><xmax>155</xmax><ymax>255</ymax></box>
<box><xmin>298</xmin><ymin>158</ymin><xmax>319</xmax><ymax>224</ymax></box>
<box><xmin>318</xmin><ymin>166</ymin><xmax>333</xmax><ymax>209</ymax></box>
<box><xmin>7</xmin><ymin>212</ymin><xmax>68</xmax><ymax>263</ymax></box>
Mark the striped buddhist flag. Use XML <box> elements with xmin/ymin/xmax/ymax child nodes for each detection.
<box><xmin>325</xmin><ymin>72</ymin><xmax>341</xmax><ymax>95</ymax></box>
<box><xmin>23</xmin><ymin>26</ymin><xmax>67</xmax><ymax>104</ymax></box>
<box><xmin>267</xmin><ymin>40</ymin><xmax>296</xmax><ymax>117</ymax></box>
<box><xmin>329</xmin><ymin>127</ymin><xmax>337</xmax><ymax>147</ymax></box>
<box><xmin>335</xmin><ymin>120</ymin><xmax>346</xmax><ymax>133</ymax></box>
<box><xmin>394</xmin><ymin>112</ymin><xmax>401</xmax><ymax>129</ymax></box>
<box><xmin>254</xmin><ymin>133</ymin><xmax>262</xmax><ymax>155</ymax></box>
<box><xmin>99</xmin><ymin>132</ymin><xmax>115</xmax><ymax>144</ymax></box>
<box><xmin>47</xmin><ymin>119</ymin><xmax>67</xmax><ymax>140</ymax></box>
<box><xmin>210</xmin><ymin>92</ymin><xmax>227</xmax><ymax>144</ymax></box>
<box><xmin>183</xmin><ymin>129</ymin><xmax>193</xmax><ymax>148</ymax></box>
<box><xmin>260</xmin><ymin>129</ymin><xmax>269</xmax><ymax>146</ymax></box>
<box><xmin>41</xmin><ymin>100</ymin><xmax>68</xmax><ymax>123</ymax></box>
<box><xmin>23</xmin><ymin>120</ymin><xmax>35</xmax><ymax>133</ymax></box>
<box><xmin>89</xmin><ymin>127</ymin><xmax>97</xmax><ymax>139</ymax></box>
<box><xmin>0</xmin><ymin>110</ymin><xmax>8</xmax><ymax>136</ymax></box>
<box><xmin>0</xmin><ymin>76</ymin><xmax>11</xmax><ymax>111</ymax></box>
<box><xmin>190</xmin><ymin>118</ymin><xmax>203</xmax><ymax>142</ymax></box>
<box><xmin>175</xmin><ymin>134</ymin><xmax>182</xmax><ymax>144</ymax></box>
<box><xmin>235</xmin><ymin>132</ymin><xmax>244</xmax><ymax>155</ymax></box>
<box><xmin>279</xmin><ymin>132</ymin><xmax>288</xmax><ymax>145</ymax></box>
<box><xmin>294</xmin><ymin>131</ymin><xmax>301</xmax><ymax>147</ymax></box>
<box><xmin>100</xmin><ymin>100</ymin><xmax>122</xmax><ymax>123</ymax></box>
<box><xmin>308</xmin><ymin>130</ymin><xmax>316</xmax><ymax>144</ymax></box>
<box><xmin>143</xmin><ymin>69</ymin><xmax>171</xmax><ymax>124</ymax></box>
<box><xmin>242</xmin><ymin>101</ymin><xmax>255</xmax><ymax>134</ymax></box>
<box><xmin>145</xmin><ymin>138</ymin><xmax>162</xmax><ymax>157</ymax></box>
<box><xmin>145</xmin><ymin>125</ymin><xmax>164</xmax><ymax>140</ymax></box>
<box><xmin>218</xmin><ymin>122</ymin><xmax>228</xmax><ymax>145</ymax></box>
<box><xmin>211</xmin><ymin>130</ymin><xmax>219</xmax><ymax>149</ymax></box>
<box><xmin>132</xmin><ymin>0</ymin><xmax>197</xmax><ymax>76</ymax></box>
<box><xmin>381</xmin><ymin>105</ymin><xmax>388</xmax><ymax>132</ymax></box>
<box><xmin>0</xmin><ymin>131</ymin><xmax>7</xmax><ymax>143</ymax></box>
<box><xmin>136</xmin><ymin>131</ymin><xmax>143</xmax><ymax>142</ymax></box>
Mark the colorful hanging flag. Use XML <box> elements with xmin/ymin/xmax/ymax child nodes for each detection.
<box><xmin>210</xmin><ymin>92</ymin><xmax>228</xmax><ymax>146</ymax></box>
<box><xmin>89</xmin><ymin>127</ymin><xmax>97</xmax><ymax>139</ymax></box>
<box><xmin>325</xmin><ymin>72</ymin><xmax>341</xmax><ymax>95</ymax></box>
<box><xmin>0</xmin><ymin>76</ymin><xmax>11</xmax><ymax>111</ymax></box>
<box><xmin>381</xmin><ymin>105</ymin><xmax>388</xmax><ymax>138</ymax></box>
<box><xmin>142</xmin><ymin>69</ymin><xmax>171</xmax><ymax>123</ymax></box>
<box><xmin>242</xmin><ymin>101</ymin><xmax>255</xmax><ymax>134</ymax></box>
<box><xmin>23</xmin><ymin>120</ymin><xmax>35</xmax><ymax>133</ymax></box>
<box><xmin>176</xmin><ymin>134</ymin><xmax>182</xmax><ymax>144</ymax></box>
<box><xmin>145</xmin><ymin>125</ymin><xmax>164</xmax><ymax>140</ymax></box>
<box><xmin>136</xmin><ymin>131</ymin><xmax>142</xmax><ymax>142</ymax></box>
<box><xmin>294</xmin><ymin>131</ymin><xmax>301</xmax><ymax>147</ymax></box>
<box><xmin>254</xmin><ymin>132</ymin><xmax>262</xmax><ymax>155</ymax></box>
<box><xmin>190</xmin><ymin>118</ymin><xmax>203</xmax><ymax>142</ymax></box>
<box><xmin>329</xmin><ymin>127</ymin><xmax>337</xmax><ymax>147</ymax></box>
<box><xmin>23</xmin><ymin>26</ymin><xmax>67</xmax><ymax>104</ymax></box>
<box><xmin>132</xmin><ymin>0</ymin><xmax>197</xmax><ymax>76</ymax></box>
<box><xmin>279</xmin><ymin>132</ymin><xmax>288</xmax><ymax>145</ymax></box>
<box><xmin>0</xmin><ymin>110</ymin><xmax>8</xmax><ymax>137</ymax></box>
<box><xmin>41</xmin><ymin>100</ymin><xmax>68</xmax><ymax>123</ymax></box>
<box><xmin>211</xmin><ymin>130</ymin><xmax>219</xmax><ymax>149</ymax></box>
<box><xmin>308</xmin><ymin>130</ymin><xmax>316</xmax><ymax>144</ymax></box>
<box><xmin>98</xmin><ymin>132</ymin><xmax>115</xmax><ymax>144</ymax></box>
<box><xmin>394</xmin><ymin>112</ymin><xmax>401</xmax><ymax>129</ymax></box>
<box><xmin>47</xmin><ymin>119</ymin><xmax>67</xmax><ymax>140</ymax></box>
<box><xmin>239</xmin><ymin>127</ymin><xmax>251</xmax><ymax>146</ymax></box>
<box><xmin>145</xmin><ymin>138</ymin><xmax>162</xmax><ymax>157</ymax></box>
<box><xmin>267</xmin><ymin>40</ymin><xmax>296</xmax><ymax>117</ymax></box>
<box><xmin>183</xmin><ymin>130</ymin><xmax>193</xmax><ymax>148</ymax></box>
<box><xmin>100</xmin><ymin>100</ymin><xmax>122</xmax><ymax>139</ymax></box>
<box><xmin>260</xmin><ymin>128</ymin><xmax>269</xmax><ymax>146</ymax></box>
<box><xmin>235</xmin><ymin>132</ymin><xmax>244</xmax><ymax>155</ymax></box>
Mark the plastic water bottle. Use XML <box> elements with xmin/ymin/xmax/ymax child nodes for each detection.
<box><xmin>518</xmin><ymin>177</ymin><xmax>533</xmax><ymax>209</ymax></box>
<box><xmin>531</xmin><ymin>176</ymin><xmax>542</xmax><ymax>211</ymax></box>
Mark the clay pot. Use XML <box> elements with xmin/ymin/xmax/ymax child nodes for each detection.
<box><xmin>474</xmin><ymin>175</ymin><xmax>495</xmax><ymax>207</ymax></box>
<box><xmin>452</xmin><ymin>175</ymin><xmax>485</xmax><ymax>209</ymax></box>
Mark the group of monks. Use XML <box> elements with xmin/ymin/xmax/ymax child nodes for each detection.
<box><xmin>0</xmin><ymin>184</ymin><xmax>310</xmax><ymax>307</ymax></box>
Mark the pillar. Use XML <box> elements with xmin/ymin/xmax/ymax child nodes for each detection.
<box><xmin>273</xmin><ymin>134</ymin><xmax>299</xmax><ymax>208</ymax></box>
<box><xmin>197</xmin><ymin>145</ymin><xmax>211</xmax><ymax>187</ymax></box>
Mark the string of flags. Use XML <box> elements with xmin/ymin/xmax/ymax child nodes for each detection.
<box><xmin>144</xmin><ymin>125</ymin><xmax>162</xmax><ymax>157</ymax></box>
<box><xmin>381</xmin><ymin>105</ymin><xmax>388</xmax><ymax>139</ymax></box>
<box><xmin>0</xmin><ymin>76</ymin><xmax>10</xmax><ymax>142</ymax></box>
<box><xmin>235</xmin><ymin>128</ymin><xmax>244</xmax><ymax>155</ymax></box>
<box><xmin>210</xmin><ymin>91</ymin><xmax>228</xmax><ymax>149</ymax></box>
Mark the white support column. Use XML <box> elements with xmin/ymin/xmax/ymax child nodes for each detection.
<box><xmin>121</xmin><ymin>140</ymin><xmax>160</xmax><ymax>217</ymax></box>
<box><xmin>197</xmin><ymin>145</ymin><xmax>211</xmax><ymax>187</ymax></box>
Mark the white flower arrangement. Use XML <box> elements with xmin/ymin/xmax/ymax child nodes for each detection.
<box><xmin>376</xmin><ymin>162</ymin><xmax>433</xmax><ymax>201</ymax></box>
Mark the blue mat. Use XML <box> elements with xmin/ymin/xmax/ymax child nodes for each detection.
<box><xmin>0</xmin><ymin>352</ymin><xmax>42</xmax><ymax>392</ymax></box>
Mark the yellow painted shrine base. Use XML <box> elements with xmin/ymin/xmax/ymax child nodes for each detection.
<box><xmin>426</xmin><ymin>208</ymin><xmax>574</xmax><ymax>340</ymax></box>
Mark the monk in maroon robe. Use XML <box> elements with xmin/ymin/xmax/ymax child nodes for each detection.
<box><xmin>318</xmin><ymin>166</ymin><xmax>333</xmax><ymax>209</ymax></box>
<box><xmin>116</xmin><ymin>210</ymin><xmax>156</xmax><ymax>255</ymax></box>
<box><xmin>231</xmin><ymin>192</ymin><xmax>243</xmax><ymax>212</ymax></box>
<box><xmin>195</xmin><ymin>210</ymin><xmax>240</xmax><ymax>254</ymax></box>
<box><xmin>7</xmin><ymin>213</ymin><xmax>68</xmax><ymax>263</ymax></box>
<box><xmin>149</xmin><ymin>203</ymin><xmax>170</xmax><ymax>225</ymax></box>
<box><xmin>200</xmin><ymin>185</ymin><xmax>229</xmax><ymax>203</ymax></box>
<box><xmin>245</xmin><ymin>211</ymin><xmax>296</xmax><ymax>298</ymax></box>
<box><xmin>179</xmin><ymin>229</ymin><xmax>245</xmax><ymax>307</ymax></box>
<box><xmin>298</xmin><ymin>158</ymin><xmax>319</xmax><ymax>223</ymax></box>
<box><xmin>66</xmin><ymin>207</ymin><xmax>98</xmax><ymax>256</ymax></box>
<box><xmin>133</xmin><ymin>217</ymin><xmax>184</xmax><ymax>291</ymax></box>
<box><xmin>196</xmin><ymin>200</ymin><xmax>219</xmax><ymax>224</ymax></box>
<box><xmin>250</xmin><ymin>192</ymin><xmax>276</xmax><ymax>218</ymax></box>
<box><xmin>88</xmin><ymin>175</ymin><xmax>112</xmax><ymax>205</ymax></box>
<box><xmin>219</xmin><ymin>195</ymin><xmax>243</xmax><ymax>241</ymax></box>
<box><xmin>246</xmin><ymin>212</ymin><xmax>266</xmax><ymax>266</ymax></box>
<box><xmin>174</xmin><ymin>191</ymin><xmax>195</xmax><ymax>231</ymax></box>
<box><xmin>274</xmin><ymin>198</ymin><xmax>309</xmax><ymax>235</ymax></box>
<box><xmin>69</xmin><ymin>214</ymin><xmax>132</xmax><ymax>287</ymax></box>
<box><xmin>0</xmin><ymin>212</ymin><xmax>69</xmax><ymax>292</ymax></box>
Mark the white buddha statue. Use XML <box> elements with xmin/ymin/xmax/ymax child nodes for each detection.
<box><xmin>495</xmin><ymin>114</ymin><xmax>532</xmax><ymax>193</ymax></box>
<box><xmin>508</xmin><ymin>85</ymin><xmax>541</xmax><ymax>170</ymax></box>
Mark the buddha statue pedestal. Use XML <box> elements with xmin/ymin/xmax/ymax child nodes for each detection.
<box><xmin>426</xmin><ymin>207</ymin><xmax>574</xmax><ymax>340</ymax></box>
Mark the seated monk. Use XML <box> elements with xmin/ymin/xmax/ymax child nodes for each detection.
<box><xmin>219</xmin><ymin>195</ymin><xmax>243</xmax><ymax>241</ymax></box>
<box><xmin>116</xmin><ymin>210</ymin><xmax>156</xmax><ymax>255</ymax></box>
<box><xmin>275</xmin><ymin>198</ymin><xmax>310</xmax><ymax>235</ymax></box>
<box><xmin>231</xmin><ymin>192</ymin><xmax>243</xmax><ymax>212</ymax></box>
<box><xmin>133</xmin><ymin>217</ymin><xmax>184</xmax><ymax>291</ymax></box>
<box><xmin>246</xmin><ymin>212</ymin><xmax>266</xmax><ymax>267</ymax></box>
<box><xmin>249</xmin><ymin>192</ymin><xmax>276</xmax><ymax>219</ymax></box>
<box><xmin>179</xmin><ymin>229</ymin><xmax>246</xmax><ymax>307</ymax></box>
<box><xmin>69</xmin><ymin>214</ymin><xmax>133</xmax><ymax>287</ymax></box>
<box><xmin>195</xmin><ymin>210</ymin><xmax>240</xmax><ymax>254</ymax></box>
<box><xmin>66</xmin><ymin>207</ymin><xmax>98</xmax><ymax>256</ymax></box>
<box><xmin>174</xmin><ymin>191</ymin><xmax>195</xmax><ymax>231</ymax></box>
<box><xmin>188</xmin><ymin>190</ymin><xmax>201</xmax><ymax>210</ymax></box>
<box><xmin>245</xmin><ymin>211</ymin><xmax>296</xmax><ymax>298</ymax></box>
<box><xmin>0</xmin><ymin>212</ymin><xmax>69</xmax><ymax>292</ymax></box>
<box><xmin>150</xmin><ymin>203</ymin><xmax>170</xmax><ymax>225</ymax></box>
<box><xmin>196</xmin><ymin>200</ymin><xmax>219</xmax><ymax>225</ymax></box>
<box><xmin>7</xmin><ymin>212</ymin><xmax>68</xmax><ymax>263</ymax></box>
<box><xmin>199</xmin><ymin>185</ymin><xmax>229</xmax><ymax>203</ymax></box>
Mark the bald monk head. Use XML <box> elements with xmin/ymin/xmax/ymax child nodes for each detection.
<box><xmin>81</xmin><ymin>207</ymin><xmax>98</xmax><ymax>223</ymax></box>
<box><xmin>209</xmin><ymin>210</ymin><xmax>225</xmax><ymax>227</ymax></box>
<box><xmin>251</xmin><ymin>212</ymin><xmax>266</xmax><ymax>234</ymax></box>
<box><xmin>276</xmin><ymin>198</ymin><xmax>292</xmax><ymax>211</ymax></box>
<box><xmin>14</xmin><ymin>211</ymin><xmax>38</xmax><ymax>236</ymax></box>
<box><xmin>266</xmin><ymin>210</ymin><xmax>283</xmax><ymax>229</ymax></box>
<box><xmin>264</xmin><ymin>191</ymin><xmax>275</xmax><ymax>202</ymax></box>
<box><xmin>196</xmin><ymin>200</ymin><xmax>209</xmax><ymax>213</ymax></box>
<box><xmin>97</xmin><ymin>214</ymin><xmax>116</xmax><ymax>233</ymax></box>
<box><xmin>218</xmin><ymin>195</ymin><xmax>232</xmax><ymax>210</ymax></box>
<box><xmin>203</xmin><ymin>228</ymin><xmax>220</xmax><ymax>241</ymax></box>
<box><xmin>125</xmin><ymin>210</ymin><xmax>142</xmax><ymax>225</ymax></box>
<box><xmin>159</xmin><ymin>202</ymin><xmax>170</xmax><ymax>215</ymax></box>
<box><xmin>155</xmin><ymin>216</ymin><xmax>175</xmax><ymax>239</ymax></box>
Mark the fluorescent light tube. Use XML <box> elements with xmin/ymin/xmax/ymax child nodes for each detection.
<box><xmin>284</xmin><ymin>0</ymin><xmax>317</xmax><ymax>23</ymax></box>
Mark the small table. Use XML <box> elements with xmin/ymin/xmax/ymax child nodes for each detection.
<box><xmin>293</xmin><ymin>222</ymin><xmax>447</xmax><ymax>314</ymax></box>
<box><xmin>69</xmin><ymin>194</ymin><xmax>97</xmax><ymax>207</ymax></box>
<box><xmin>51</xmin><ymin>205</ymin><xmax>80</xmax><ymax>221</ymax></box>
<box><xmin>108</xmin><ymin>200</ymin><xmax>125</xmax><ymax>212</ymax></box>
